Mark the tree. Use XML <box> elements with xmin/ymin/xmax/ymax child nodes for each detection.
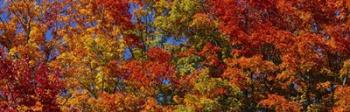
<box><xmin>0</xmin><ymin>49</ymin><xmax>62</xmax><ymax>111</ymax></box>
<box><xmin>208</xmin><ymin>0</ymin><xmax>350</xmax><ymax>111</ymax></box>
<box><xmin>1</xmin><ymin>0</ymin><xmax>350</xmax><ymax>111</ymax></box>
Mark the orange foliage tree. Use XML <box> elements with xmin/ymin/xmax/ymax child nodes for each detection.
<box><xmin>0</xmin><ymin>0</ymin><xmax>350</xmax><ymax>111</ymax></box>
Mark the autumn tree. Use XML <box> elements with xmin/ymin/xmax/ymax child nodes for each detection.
<box><xmin>209</xmin><ymin>0</ymin><xmax>350</xmax><ymax>111</ymax></box>
<box><xmin>0</xmin><ymin>49</ymin><xmax>62</xmax><ymax>111</ymax></box>
<box><xmin>1</xmin><ymin>0</ymin><xmax>350</xmax><ymax>111</ymax></box>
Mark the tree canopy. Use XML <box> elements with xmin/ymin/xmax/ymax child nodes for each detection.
<box><xmin>0</xmin><ymin>0</ymin><xmax>350</xmax><ymax>111</ymax></box>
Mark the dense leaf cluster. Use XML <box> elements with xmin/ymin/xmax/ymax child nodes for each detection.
<box><xmin>0</xmin><ymin>0</ymin><xmax>350</xmax><ymax>111</ymax></box>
